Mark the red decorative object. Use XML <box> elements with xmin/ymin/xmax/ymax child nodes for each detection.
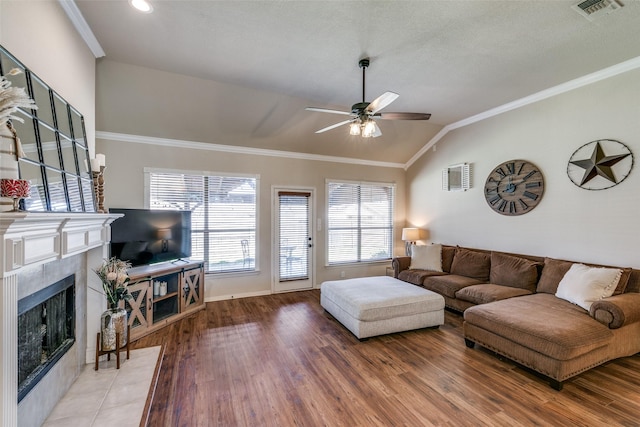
<box><xmin>1</xmin><ymin>178</ymin><xmax>30</xmax><ymax>211</ymax></box>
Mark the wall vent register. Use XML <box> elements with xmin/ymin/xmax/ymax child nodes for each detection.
<box><xmin>572</xmin><ymin>0</ymin><xmax>622</xmax><ymax>21</ymax></box>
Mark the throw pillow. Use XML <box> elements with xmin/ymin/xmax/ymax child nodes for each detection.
<box><xmin>449</xmin><ymin>247</ymin><xmax>491</xmax><ymax>282</ymax></box>
<box><xmin>555</xmin><ymin>263</ymin><xmax>622</xmax><ymax>311</ymax></box>
<box><xmin>489</xmin><ymin>252</ymin><xmax>540</xmax><ymax>292</ymax></box>
<box><xmin>409</xmin><ymin>244</ymin><xmax>443</xmax><ymax>272</ymax></box>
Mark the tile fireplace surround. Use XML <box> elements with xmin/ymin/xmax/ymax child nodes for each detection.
<box><xmin>0</xmin><ymin>212</ymin><xmax>121</xmax><ymax>426</ymax></box>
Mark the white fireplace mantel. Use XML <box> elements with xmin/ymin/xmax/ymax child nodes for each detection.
<box><xmin>0</xmin><ymin>212</ymin><xmax>121</xmax><ymax>426</ymax></box>
<box><xmin>0</xmin><ymin>212</ymin><xmax>121</xmax><ymax>277</ymax></box>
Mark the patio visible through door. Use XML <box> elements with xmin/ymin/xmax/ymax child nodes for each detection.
<box><xmin>274</xmin><ymin>189</ymin><xmax>313</xmax><ymax>292</ymax></box>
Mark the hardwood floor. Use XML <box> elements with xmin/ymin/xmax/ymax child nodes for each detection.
<box><xmin>132</xmin><ymin>290</ymin><xmax>640</xmax><ymax>426</ymax></box>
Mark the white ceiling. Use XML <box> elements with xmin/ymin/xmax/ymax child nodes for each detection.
<box><xmin>74</xmin><ymin>0</ymin><xmax>640</xmax><ymax>164</ymax></box>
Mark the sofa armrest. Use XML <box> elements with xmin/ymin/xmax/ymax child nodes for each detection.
<box><xmin>391</xmin><ymin>257</ymin><xmax>411</xmax><ymax>278</ymax></box>
<box><xmin>589</xmin><ymin>293</ymin><xmax>640</xmax><ymax>329</ymax></box>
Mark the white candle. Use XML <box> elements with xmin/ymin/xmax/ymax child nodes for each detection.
<box><xmin>90</xmin><ymin>158</ymin><xmax>100</xmax><ymax>172</ymax></box>
<box><xmin>95</xmin><ymin>153</ymin><xmax>106</xmax><ymax>167</ymax></box>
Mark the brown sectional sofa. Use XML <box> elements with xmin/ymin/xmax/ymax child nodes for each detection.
<box><xmin>392</xmin><ymin>245</ymin><xmax>640</xmax><ymax>390</ymax></box>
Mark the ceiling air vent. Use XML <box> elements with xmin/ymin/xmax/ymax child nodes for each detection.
<box><xmin>572</xmin><ymin>0</ymin><xmax>623</xmax><ymax>21</ymax></box>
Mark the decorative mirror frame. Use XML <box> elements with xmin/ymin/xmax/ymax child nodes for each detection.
<box><xmin>0</xmin><ymin>44</ymin><xmax>96</xmax><ymax>212</ymax></box>
<box><xmin>442</xmin><ymin>163</ymin><xmax>471</xmax><ymax>191</ymax></box>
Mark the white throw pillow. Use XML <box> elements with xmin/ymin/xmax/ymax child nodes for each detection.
<box><xmin>555</xmin><ymin>263</ymin><xmax>622</xmax><ymax>310</ymax></box>
<box><xmin>409</xmin><ymin>244</ymin><xmax>443</xmax><ymax>272</ymax></box>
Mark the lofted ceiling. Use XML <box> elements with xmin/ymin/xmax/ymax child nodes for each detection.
<box><xmin>74</xmin><ymin>0</ymin><xmax>640</xmax><ymax>165</ymax></box>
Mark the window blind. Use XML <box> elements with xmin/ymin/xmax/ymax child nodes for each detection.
<box><xmin>148</xmin><ymin>171</ymin><xmax>257</xmax><ymax>273</ymax></box>
<box><xmin>327</xmin><ymin>181</ymin><xmax>394</xmax><ymax>264</ymax></box>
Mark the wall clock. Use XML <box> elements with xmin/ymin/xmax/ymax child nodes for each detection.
<box><xmin>484</xmin><ymin>160</ymin><xmax>544</xmax><ymax>216</ymax></box>
<box><xmin>567</xmin><ymin>139</ymin><xmax>633</xmax><ymax>190</ymax></box>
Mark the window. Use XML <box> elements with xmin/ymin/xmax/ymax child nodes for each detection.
<box><xmin>327</xmin><ymin>180</ymin><xmax>394</xmax><ymax>265</ymax></box>
<box><xmin>146</xmin><ymin>169</ymin><xmax>258</xmax><ymax>274</ymax></box>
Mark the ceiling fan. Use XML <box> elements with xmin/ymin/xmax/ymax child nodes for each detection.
<box><xmin>306</xmin><ymin>58</ymin><xmax>431</xmax><ymax>138</ymax></box>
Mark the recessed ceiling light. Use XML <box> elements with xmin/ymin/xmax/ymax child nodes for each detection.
<box><xmin>130</xmin><ymin>0</ymin><xmax>153</xmax><ymax>13</ymax></box>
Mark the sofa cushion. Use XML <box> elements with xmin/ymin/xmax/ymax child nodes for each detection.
<box><xmin>538</xmin><ymin>257</ymin><xmax>631</xmax><ymax>295</ymax></box>
<box><xmin>555</xmin><ymin>263</ymin><xmax>621</xmax><ymax>310</ymax></box>
<box><xmin>409</xmin><ymin>244</ymin><xmax>442</xmax><ymax>271</ymax></box>
<box><xmin>463</xmin><ymin>293</ymin><xmax>613</xmax><ymax>360</ymax></box>
<box><xmin>613</xmin><ymin>268</ymin><xmax>632</xmax><ymax>295</ymax></box>
<box><xmin>423</xmin><ymin>275</ymin><xmax>483</xmax><ymax>298</ymax></box>
<box><xmin>398</xmin><ymin>269</ymin><xmax>447</xmax><ymax>286</ymax></box>
<box><xmin>442</xmin><ymin>246</ymin><xmax>456</xmax><ymax>273</ymax></box>
<box><xmin>489</xmin><ymin>252</ymin><xmax>540</xmax><ymax>292</ymax></box>
<box><xmin>449</xmin><ymin>247</ymin><xmax>491</xmax><ymax>281</ymax></box>
<box><xmin>455</xmin><ymin>284</ymin><xmax>532</xmax><ymax>305</ymax></box>
<box><xmin>537</xmin><ymin>258</ymin><xmax>574</xmax><ymax>294</ymax></box>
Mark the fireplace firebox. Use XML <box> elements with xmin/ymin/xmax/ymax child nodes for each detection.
<box><xmin>17</xmin><ymin>275</ymin><xmax>75</xmax><ymax>402</ymax></box>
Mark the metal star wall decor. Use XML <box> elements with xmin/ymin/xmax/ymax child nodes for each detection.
<box><xmin>567</xmin><ymin>139</ymin><xmax>633</xmax><ymax>190</ymax></box>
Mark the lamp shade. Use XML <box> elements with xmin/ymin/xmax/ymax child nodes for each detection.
<box><xmin>0</xmin><ymin>178</ymin><xmax>30</xmax><ymax>198</ymax></box>
<box><xmin>401</xmin><ymin>227</ymin><xmax>420</xmax><ymax>242</ymax></box>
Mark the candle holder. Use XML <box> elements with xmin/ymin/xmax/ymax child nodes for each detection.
<box><xmin>0</xmin><ymin>178</ymin><xmax>30</xmax><ymax>211</ymax></box>
<box><xmin>92</xmin><ymin>166</ymin><xmax>106</xmax><ymax>213</ymax></box>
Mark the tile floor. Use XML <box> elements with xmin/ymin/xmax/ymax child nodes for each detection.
<box><xmin>42</xmin><ymin>346</ymin><xmax>160</xmax><ymax>427</ymax></box>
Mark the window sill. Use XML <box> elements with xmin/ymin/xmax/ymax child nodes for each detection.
<box><xmin>325</xmin><ymin>259</ymin><xmax>391</xmax><ymax>268</ymax></box>
<box><xmin>205</xmin><ymin>269</ymin><xmax>261</xmax><ymax>279</ymax></box>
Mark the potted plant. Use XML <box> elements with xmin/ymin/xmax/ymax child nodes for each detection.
<box><xmin>94</xmin><ymin>257</ymin><xmax>132</xmax><ymax>351</ymax></box>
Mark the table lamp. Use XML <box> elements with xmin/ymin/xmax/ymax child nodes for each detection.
<box><xmin>401</xmin><ymin>227</ymin><xmax>420</xmax><ymax>256</ymax></box>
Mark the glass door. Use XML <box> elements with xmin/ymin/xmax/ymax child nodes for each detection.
<box><xmin>273</xmin><ymin>188</ymin><xmax>314</xmax><ymax>292</ymax></box>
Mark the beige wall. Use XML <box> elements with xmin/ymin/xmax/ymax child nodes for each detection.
<box><xmin>1</xmin><ymin>2</ymin><xmax>97</xmax><ymax>425</ymax></box>
<box><xmin>94</xmin><ymin>60</ymin><xmax>406</xmax><ymax>300</ymax></box>
<box><xmin>97</xmin><ymin>137</ymin><xmax>406</xmax><ymax>300</ymax></box>
<box><xmin>0</xmin><ymin>0</ymin><xmax>96</xmax><ymax>155</ymax></box>
<box><xmin>406</xmin><ymin>68</ymin><xmax>640</xmax><ymax>268</ymax></box>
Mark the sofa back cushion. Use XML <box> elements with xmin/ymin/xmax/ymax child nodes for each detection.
<box><xmin>489</xmin><ymin>252</ymin><xmax>540</xmax><ymax>292</ymax></box>
<box><xmin>441</xmin><ymin>245</ymin><xmax>456</xmax><ymax>273</ymax></box>
<box><xmin>449</xmin><ymin>247</ymin><xmax>491</xmax><ymax>282</ymax></box>
<box><xmin>537</xmin><ymin>258</ymin><xmax>574</xmax><ymax>294</ymax></box>
<box><xmin>625</xmin><ymin>270</ymin><xmax>640</xmax><ymax>293</ymax></box>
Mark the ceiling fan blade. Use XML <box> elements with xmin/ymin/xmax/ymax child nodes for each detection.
<box><xmin>366</xmin><ymin>91</ymin><xmax>399</xmax><ymax>114</ymax></box>
<box><xmin>373</xmin><ymin>112</ymin><xmax>431</xmax><ymax>120</ymax></box>
<box><xmin>315</xmin><ymin>119</ymin><xmax>354</xmax><ymax>134</ymax></box>
<box><xmin>306</xmin><ymin>107</ymin><xmax>352</xmax><ymax>116</ymax></box>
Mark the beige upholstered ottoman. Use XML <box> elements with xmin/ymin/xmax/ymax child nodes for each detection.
<box><xmin>320</xmin><ymin>276</ymin><xmax>445</xmax><ymax>339</ymax></box>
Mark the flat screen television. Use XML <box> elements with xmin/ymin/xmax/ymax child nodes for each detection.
<box><xmin>109</xmin><ymin>208</ymin><xmax>192</xmax><ymax>266</ymax></box>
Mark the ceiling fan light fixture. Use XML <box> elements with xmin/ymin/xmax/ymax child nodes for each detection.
<box><xmin>362</xmin><ymin>120</ymin><xmax>376</xmax><ymax>138</ymax></box>
<box><xmin>349</xmin><ymin>122</ymin><xmax>361</xmax><ymax>136</ymax></box>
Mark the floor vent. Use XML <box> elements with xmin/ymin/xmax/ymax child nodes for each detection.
<box><xmin>573</xmin><ymin>0</ymin><xmax>623</xmax><ymax>21</ymax></box>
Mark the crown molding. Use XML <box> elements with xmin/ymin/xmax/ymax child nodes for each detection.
<box><xmin>58</xmin><ymin>0</ymin><xmax>105</xmax><ymax>58</ymax></box>
<box><xmin>404</xmin><ymin>54</ymin><xmax>640</xmax><ymax>170</ymax></box>
<box><xmin>96</xmin><ymin>131</ymin><xmax>406</xmax><ymax>169</ymax></box>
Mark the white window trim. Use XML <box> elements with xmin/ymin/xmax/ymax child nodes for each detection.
<box><xmin>144</xmin><ymin>167</ymin><xmax>261</xmax><ymax>274</ymax></box>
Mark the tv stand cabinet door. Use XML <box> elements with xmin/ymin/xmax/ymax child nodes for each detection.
<box><xmin>181</xmin><ymin>266</ymin><xmax>204</xmax><ymax>312</ymax></box>
<box><xmin>126</xmin><ymin>280</ymin><xmax>152</xmax><ymax>340</ymax></box>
